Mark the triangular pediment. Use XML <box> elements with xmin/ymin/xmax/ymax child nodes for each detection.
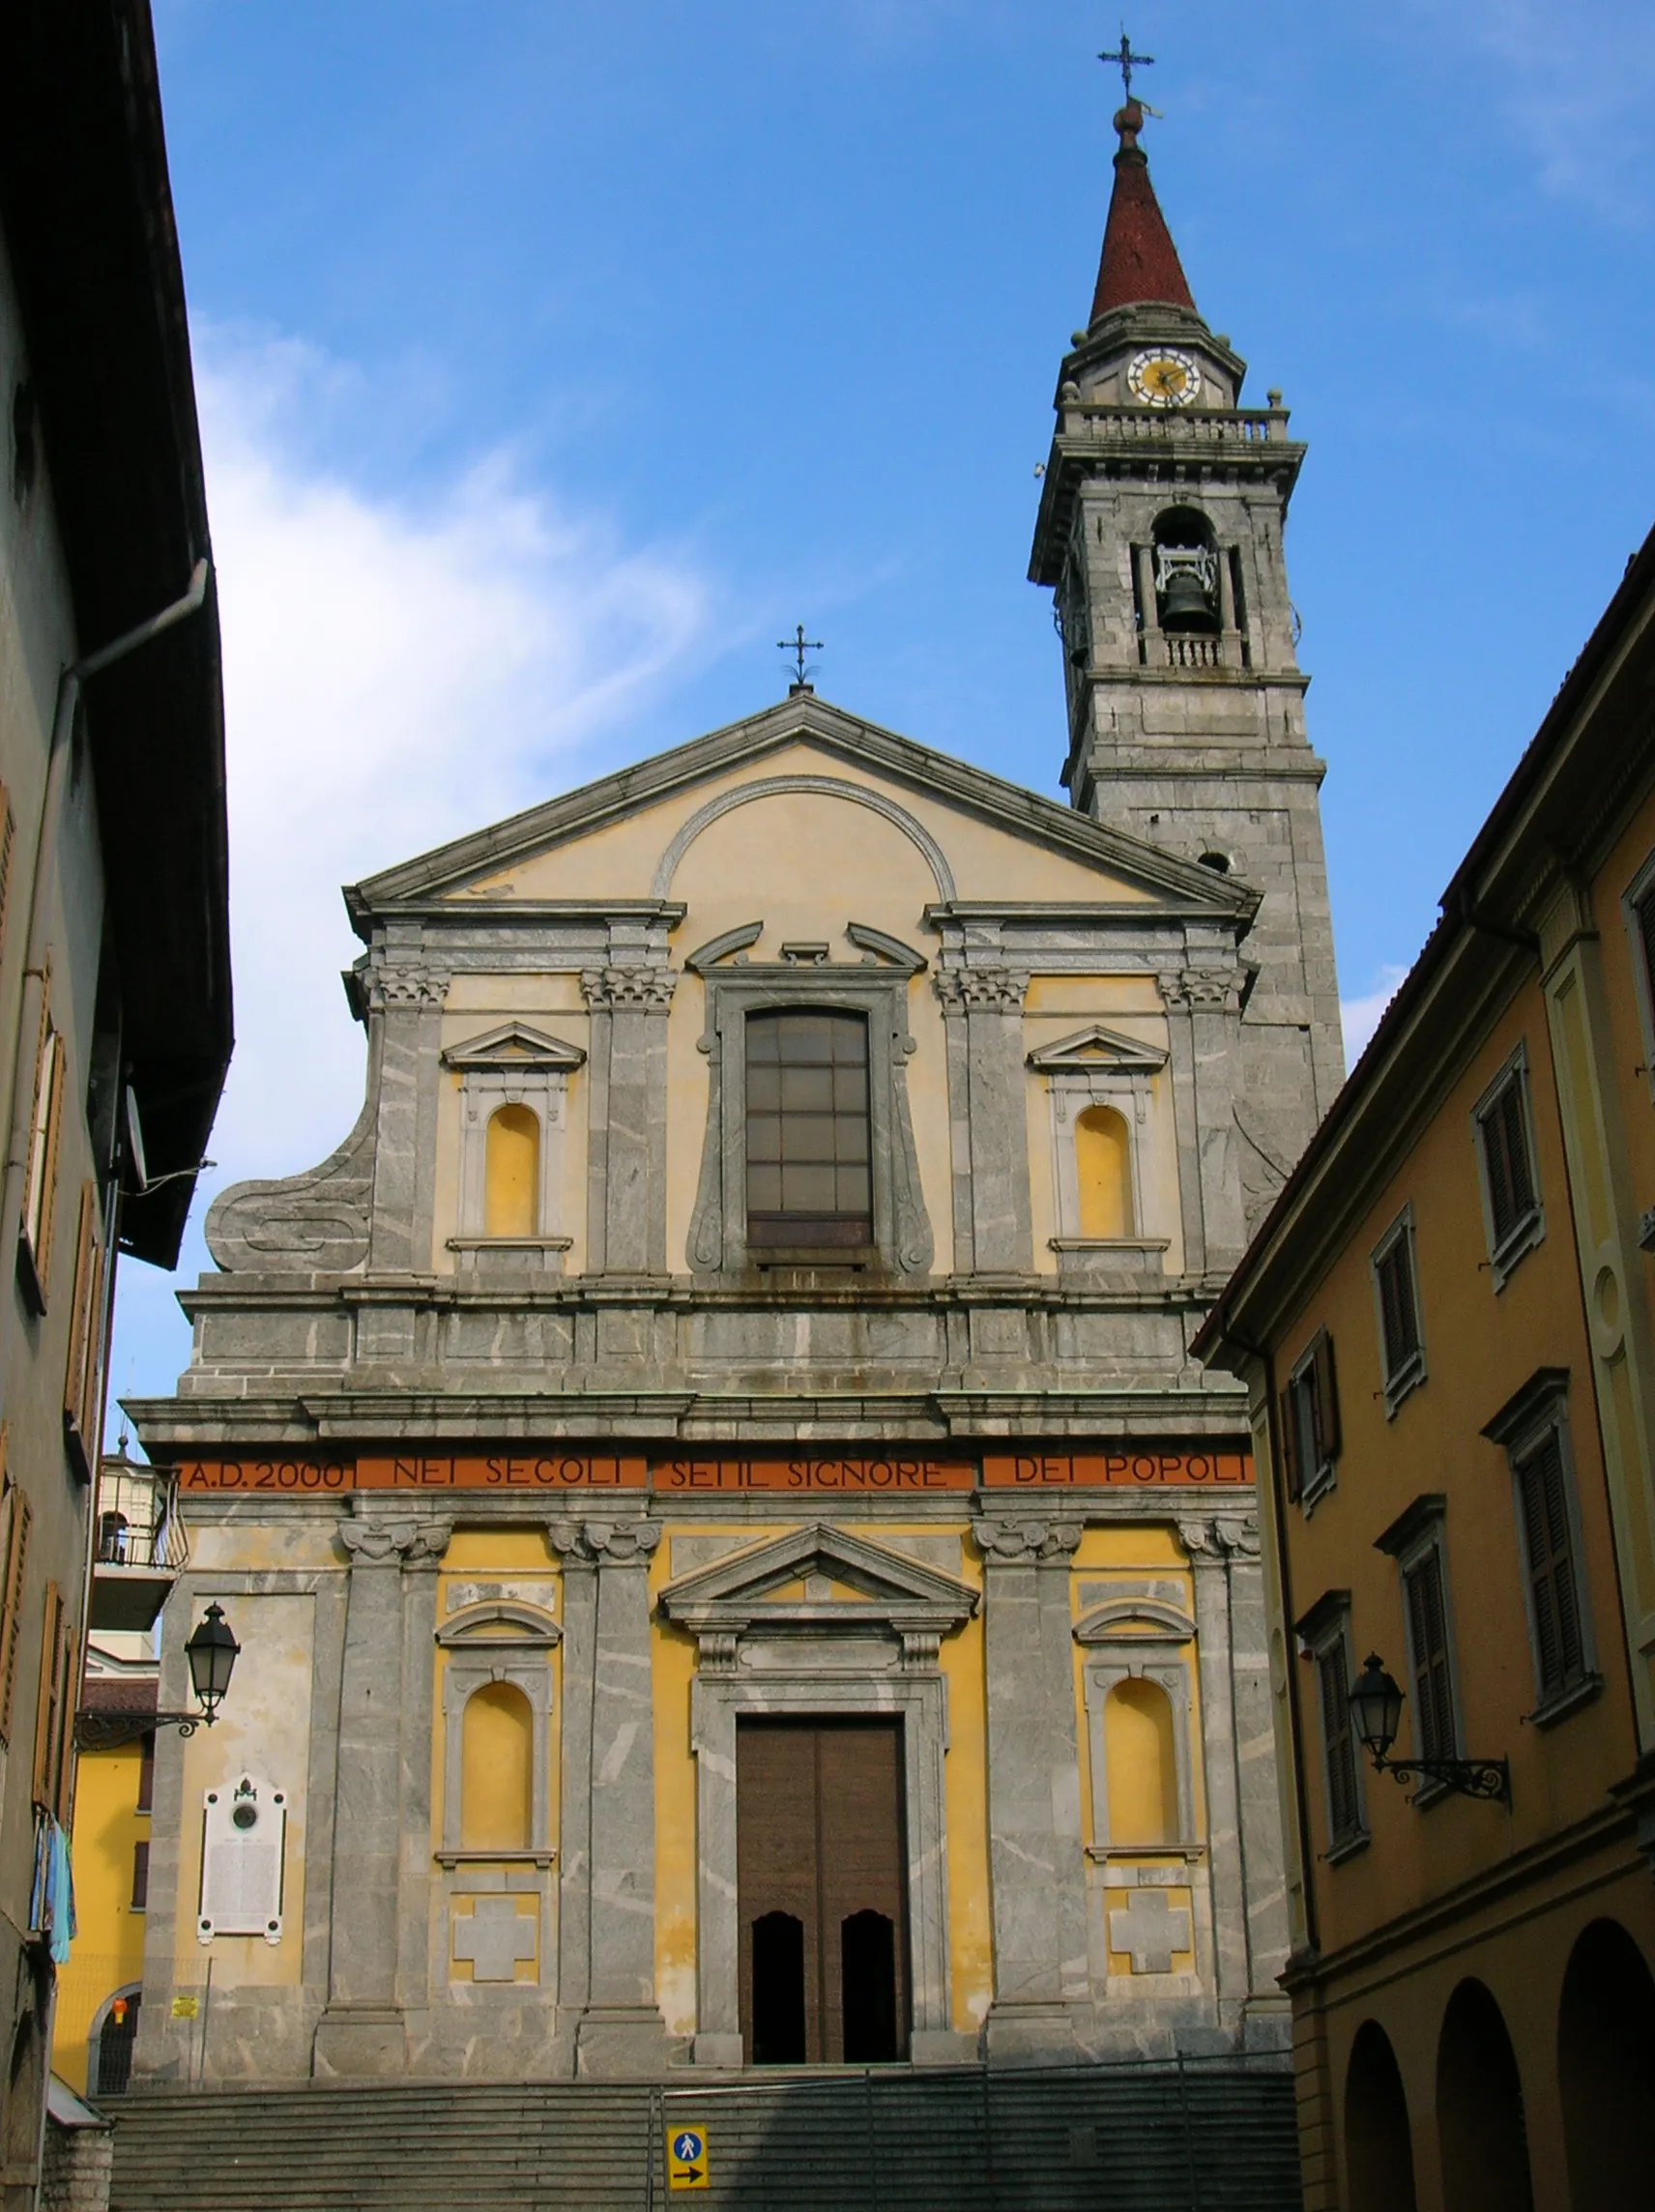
<box><xmin>440</xmin><ymin>1022</ymin><xmax>587</xmax><ymax>1072</ymax></box>
<box><xmin>1027</xmin><ymin>1023</ymin><xmax>1169</xmax><ymax>1075</ymax></box>
<box><xmin>346</xmin><ymin>695</ymin><xmax>1259</xmax><ymax>932</ymax></box>
<box><xmin>658</xmin><ymin>1521</ymin><xmax>978</xmax><ymax>1635</ymax></box>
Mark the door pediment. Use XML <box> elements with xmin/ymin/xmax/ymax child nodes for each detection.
<box><xmin>658</xmin><ymin>1522</ymin><xmax>977</xmax><ymax>1654</ymax></box>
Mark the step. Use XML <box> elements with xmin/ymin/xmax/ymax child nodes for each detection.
<box><xmin>108</xmin><ymin>2067</ymin><xmax>1302</xmax><ymax>2212</ymax></box>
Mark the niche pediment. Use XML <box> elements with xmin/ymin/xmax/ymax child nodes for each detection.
<box><xmin>1073</xmin><ymin>1595</ymin><xmax>1195</xmax><ymax>1645</ymax></box>
<box><xmin>436</xmin><ymin>1599</ymin><xmax>562</xmax><ymax>1651</ymax></box>
<box><xmin>658</xmin><ymin>1522</ymin><xmax>977</xmax><ymax>1665</ymax></box>
<box><xmin>441</xmin><ymin>1023</ymin><xmax>586</xmax><ymax>1072</ymax></box>
<box><xmin>1027</xmin><ymin>1024</ymin><xmax>1168</xmax><ymax>1076</ymax></box>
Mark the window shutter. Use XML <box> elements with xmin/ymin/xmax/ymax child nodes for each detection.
<box><xmin>1319</xmin><ymin>1640</ymin><xmax>1359</xmax><ymax>1840</ymax></box>
<box><xmin>1639</xmin><ymin>888</ymin><xmax>1655</xmax><ymax>1013</ymax></box>
<box><xmin>0</xmin><ymin>789</ymin><xmax>14</xmax><ymax>970</ymax></box>
<box><xmin>1483</xmin><ymin>1080</ymin><xmax>1535</xmax><ymax>1246</ymax></box>
<box><xmin>64</xmin><ymin>1185</ymin><xmax>95</xmax><ymax>1431</ymax></box>
<box><xmin>1405</xmin><ymin>1551</ymin><xmax>1455</xmax><ymax>1760</ymax></box>
<box><xmin>1312</xmin><ymin>1332</ymin><xmax>1341</xmax><ymax>1464</ymax></box>
<box><xmin>0</xmin><ymin>1462</ymin><xmax>29</xmax><ymax>1744</ymax></box>
<box><xmin>1520</xmin><ymin>1431</ymin><xmax>1583</xmax><ymax>1698</ymax></box>
<box><xmin>1379</xmin><ymin>1238</ymin><xmax>1419</xmax><ymax>1380</ymax></box>
<box><xmin>34</xmin><ymin>1033</ymin><xmax>66</xmax><ymax>1294</ymax></box>
<box><xmin>131</xmin><ymin>1838</ymin><xmax>150</xmax><ymax>1910</ymax></box>
<box><xmin>1276</xmin><ymin>1383</ymin><xmax>1301</xmax><ymax>1502</ymax></box>
<box><xmin>32</xmin><ymin>1582</ymin><xmax>66</xmax><ymax>1813</ymax></box>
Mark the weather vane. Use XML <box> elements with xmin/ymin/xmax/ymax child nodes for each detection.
<box><xmin>777</xmin><ymin>624</ymin><xmax>824</xmax><ymax>693</ymax></box>
<box><xmin>1100</xmin><ymin>25</ymin><xmax>1154</xmax><ymax>100</ymax></box>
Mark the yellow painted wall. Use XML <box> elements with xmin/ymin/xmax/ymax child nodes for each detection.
<box><xmin>53</xmin><ymin>1741</ymin><xmax>148</xmax><ymax>2093</ymax></box>
<box><xmin>1274</xmin><ymin>976</ymin><xmax>1633</xmax><ymax>1956</ymax></box>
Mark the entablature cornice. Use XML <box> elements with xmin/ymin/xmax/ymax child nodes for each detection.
<box><xmin>125</xmin><ymin>1381</ymin><xmax>1251</xmax><ymax>1457</ymax></box>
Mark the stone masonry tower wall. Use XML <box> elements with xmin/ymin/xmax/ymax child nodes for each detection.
<box><xmin>1030</xmin><ymin>98</ymin><xmax>1344</xmax><ymax>1230</ymax></box>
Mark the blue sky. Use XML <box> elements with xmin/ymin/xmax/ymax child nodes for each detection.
<box><xmin>109</xmin><ymin>0</ymin><xmax>1655</xmax><ymax>1425</ymax></box>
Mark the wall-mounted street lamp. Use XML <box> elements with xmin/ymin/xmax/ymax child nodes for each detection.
<box><xmin>1348</xmin><ymin>1652</ymin><xmax>1510</xmax><ymax>1803</ymax></box>
<box><xmin>74</xmin><ymin>1602</ymin><xmax>241</xmax><ymax>1753</ymax></box>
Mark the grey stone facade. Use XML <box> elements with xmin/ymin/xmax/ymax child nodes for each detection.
<box><xmin>126</xmin><ymin>116</ymin><xmax>1336</xmax><ymax>2086</ymax></box>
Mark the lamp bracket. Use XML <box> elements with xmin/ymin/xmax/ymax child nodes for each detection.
<box><xmin>73</xmin><ymin>1709</ymin><xmax>208</xmax><ymax>1754</ymax></box>
<box><xmin>1370</xmin><ymin>1751</ymin><xmax>1510</xmax><ymax>1803</ymax></box>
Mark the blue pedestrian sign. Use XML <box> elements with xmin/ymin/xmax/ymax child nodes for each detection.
<box><xmin>668</xmin><ymin>2126</ymin><xmax>709</xmax><ymax>2190</ymax></box>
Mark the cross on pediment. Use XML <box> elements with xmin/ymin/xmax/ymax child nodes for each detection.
<box><xmin>1108</xmin><ymin>1887</ymin><xmax>1190</xmax><ymax>1974</ymax></box>
<box><xmin>453</xmin><ymin>1896</ymin><xmax>537</xmax><ymax>1982</ymax></box>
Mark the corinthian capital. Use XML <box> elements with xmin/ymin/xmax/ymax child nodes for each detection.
<box><xmin>548</xmin><ymin>1517</ymin><xmax>662</xmax><ymax>1566</ymax></box>
<box><xmin>973</xmin><ymin>1514</ymin><xmax>1083</xmax><ymax>1563</ymax></box>
<box><xmin>367</xmin><ymin>962</ymin><xmax>451</xmax><ymax>1012</ymax></box>
<box><xmin>339</xmin><ymin>1517</ymin><xmax>452</xmax><ymax>1570</ymax></box>
<box><xmin>580</xmin><ymin>964</ymin><xmax>678</xmax><ymax>1010</ymax></box>
<box><xmin>933</xmin><ymin>966</ymin><xmax>1030</xmax><ymax>1013</ymax></box>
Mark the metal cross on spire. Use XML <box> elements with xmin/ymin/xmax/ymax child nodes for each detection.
<box><xmin>1099</xmin><ymin>25</ymin><xmax>1154</xmax><ymax>99</ymax></box>
<box><xmin>777</xmin><ymin>624</ymin><xmax>824</xmax><ymax>693</ymax></box>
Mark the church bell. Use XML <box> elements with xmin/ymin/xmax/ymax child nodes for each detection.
<box><xmin>1156</xmin><ymin>553</ymin><xmax>1220</xmax><ymax>634</ymax></box>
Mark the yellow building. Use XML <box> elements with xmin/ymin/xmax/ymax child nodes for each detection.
<box><xmin>51</xmin><ymin>1454</ymin><xmax>185</xmax><ymax>2099</ymax></box>
<box><xmin>1197</xmin><ymin>528</ymin><xmax>1655</xmax><ymax>2209</ymax></box>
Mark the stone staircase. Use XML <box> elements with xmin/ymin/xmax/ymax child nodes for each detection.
<box><xmin>107</xmin><ymin>2063</ymin><xmax>1302</xmax><ymax>2212</ymax></box>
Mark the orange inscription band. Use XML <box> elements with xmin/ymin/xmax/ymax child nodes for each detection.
<box><xmin>652</xmin><ymin>1456</ymin><xmax>975</xmax><ymax>1493</ymax></box>
<box><xmin>357</xmin><ymin>1455</ymin><xmax>646</xmax><ymax>1490</ymax></box>
<box><xmin>177</xmin><ymin>1449</ymin><xmax>1248</xmax><ymax>1496</ymax></box>
<box><xmin>178</xmin><ymin>1455</ymin><xmax>646</xmax><ymax>1493</ymax></box>
<box><xmin>180</xmin><ymin>1457</ymin><xmax>354</xmax><ymax>1494</ymax></box>
<box><xmin>982</xmin><ymin>1451</ymin><xmax>1252</xmax><ymax>1488</ymax></box>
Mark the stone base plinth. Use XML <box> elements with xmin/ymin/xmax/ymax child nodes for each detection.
<box><xmin>573</xmin><ymin>2005</ymin><xmax>671</xmax><ymax>2077</ymax></box>
<box><xmin>311</xmin><ymin>2005</ymin><xmax>409</xmax><ymax>2079</ymax></box>
<box><xmin>979</xmin><ymin>2000</ymin><xmax>1086</xmax><ymax>2065</ymax></box>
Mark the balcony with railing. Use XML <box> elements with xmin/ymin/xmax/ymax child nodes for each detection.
<box><xmin>89</xmin><ymin>1454</ymin><xmax>189</xmax><ymax>1631</ymax></box>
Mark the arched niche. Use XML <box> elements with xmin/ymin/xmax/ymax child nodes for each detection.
<box><xmin>436</xmin><ymin>1600</ymin><xmax>561</xmax><ymax>1866</ymax></box>
<box><xmin>1076</xmin><ymin>1103</ymin><xmax>1135</xmax><ymax>1239</ymax></box>
<box><xmin>1074</xmin><ymin>1596</ymin><xmax>1199</xmax><ymax>1855</ymax></box>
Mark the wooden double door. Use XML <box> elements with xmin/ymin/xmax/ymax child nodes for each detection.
<box><xmin>737</xmin><ymin>1718</ymin><xmax>910</xmax><ymax>2065</ymax></box>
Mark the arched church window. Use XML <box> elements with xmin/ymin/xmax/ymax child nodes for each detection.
<box><xmin>1151</xmin><ymin>507</ymin><xmax>1220</xmax><ymax>636</ymax></box>
<box><xmin>459</xmin><ymin>1680</ymin><xmax>534</xmax><ymax>1852</ymax></box>
<box><xmin>1075</xmin><ymin>1104</ymin><xmax>1135</xmax><ymax>1240</ymax></box>
<box><xmin>483</xmin><ymin>1104</ymin><xmax>539</xmax><ymax>1239</ymax></box>
<box><xmin>1104</xmin><ymin>1675</ymin><xmax>1178</xmax><ymax>1846</ymax></box>
<box><xmin>744</xmin><ymin>1010</ymin><xmax>871</xmax><ymax>1248</ymax></box>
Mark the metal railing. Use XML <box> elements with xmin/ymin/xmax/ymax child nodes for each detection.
<box><xmin>644</xmin><ymin>2052</ymin><xmax>1300</xmax><ymax>2212</ymax></box>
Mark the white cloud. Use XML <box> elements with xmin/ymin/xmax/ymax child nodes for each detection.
<box><xmin>107</xmin><ymin>333</ymin><xmax>714</xmax><ymax>1424</ymax></box>
<box><xmin>1422</xmin><ymin>0</ymin><xmax>1655</xmax><ymax>221</ymax></box>
<box><xmin>196</xmin><ymin>330</ymin><xmax>713</xmax><ymax>1179</ymax></box>
<box><xmin>1341</xmin><ymin>964</ymin><xmax>1408</xmax><ymax>1069</ymax></box>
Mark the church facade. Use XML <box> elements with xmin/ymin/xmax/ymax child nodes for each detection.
<box><xmin>128</xmin><ymin>99</ymin><xmax>1340</xmax><ymax>2084</ymax></box>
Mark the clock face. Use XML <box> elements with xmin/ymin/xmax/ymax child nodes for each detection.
<box><xmin>1127</xmin><ymin>348</ymin><xmax>1202</xmax><ymax>408</ymax></box>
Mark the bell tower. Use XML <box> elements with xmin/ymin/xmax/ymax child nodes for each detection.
<box><xmin>1030</xmin><ymin>93</ymin><xmax>1344</xmax><ymax>1224</ymax></box>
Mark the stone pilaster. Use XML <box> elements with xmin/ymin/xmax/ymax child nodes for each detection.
<box><xmin>549</xmin><ymin>1516</ymin><xmax>668</xmax><ymax>2074</ymax></box>
<box><xmin>580</xmin><ymin>965</ymin><xmax>676</xmax><ymax>1276</ymax></box>
<box><xmin>1178</xmin><ymin>1513</ymin><xmax>1248</xmax><ymax>2019</ymax></box>
<box><xmin>1157</xmin><ymin>972</ymin><xmax>1207</xmax><ymax>1278</ymax></box>
<box><xmin>312</xmin><ymin>1513</ymin><xmax>450</xmax><ymax>2078</ymax></box>
<box><xmin>935</xmin><ymin>965</ymin><xmax>1032</xmax><ymax>1276</ymax></box>
<box><xmin>975</xmin><ymin>1512</ymin><xmax>1089</xmax><ymax>2058</ymax></box>
<box><xmin>364</xmin><ymin>951</ymin><xmax>450</xmax><ymax>1285</ymax></box>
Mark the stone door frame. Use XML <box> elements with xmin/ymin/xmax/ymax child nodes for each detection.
<box><xmin>688</xmin><ymin>1668</ymin><xmax>952</xmax><ymax>2066</ymax></box>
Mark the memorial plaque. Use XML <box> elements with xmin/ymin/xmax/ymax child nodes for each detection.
<box><xmin>198</xmin><ymin>1775</ymin><xmax>286</xmax><ymax>1943</ymax></box>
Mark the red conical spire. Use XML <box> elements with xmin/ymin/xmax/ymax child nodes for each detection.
<box><xmin>1089</xmin><ymin>99</ymin><xmax>1196</xmax><ymax>324</ymax></box>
